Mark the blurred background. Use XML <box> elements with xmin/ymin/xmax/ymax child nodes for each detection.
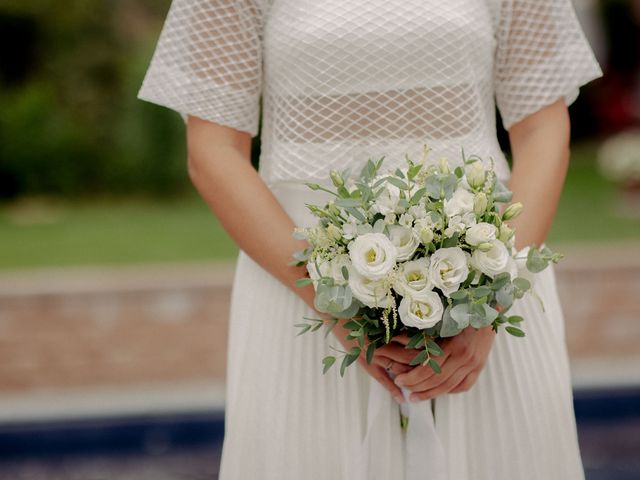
<box><xmin>0</xmin><ymin>0</ymin><xmax>638</xmax><ymax>479</ymax></box>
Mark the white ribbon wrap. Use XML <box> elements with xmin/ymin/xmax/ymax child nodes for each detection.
<box><xmin>356</xmin><ymin>375</ymin><xmax>448</xmax><ymax>480</ymax></box>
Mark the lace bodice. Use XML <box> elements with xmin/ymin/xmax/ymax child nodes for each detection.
<box><xmin>137</xmin><ymin>0</ymin><xmax>602</xmax><ymax>185</ymax></box>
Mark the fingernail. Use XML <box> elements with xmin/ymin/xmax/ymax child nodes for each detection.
<box><xmin>394</xmin><ymin>378</ymin><xmax>404</xmax><ymax>387</ymax></box>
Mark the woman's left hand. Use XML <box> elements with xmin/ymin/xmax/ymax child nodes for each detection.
<box><xmin>392</xmin><ymin>325</ymin><xmax>496</xmax><ymax>402</ymax></box>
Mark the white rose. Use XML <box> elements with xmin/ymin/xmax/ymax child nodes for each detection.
<box><xmin>465</xmin><ymin>222</ymin><xmax>498</xmax><ymax>246</ymax></box>
<box><xmin>387</xmin><ymin>225</ymin><xmax>419</xmax><ymax>262</ymax></box>
<box><xmin>348</xmin><ymin>268</ymin><xmax>393</xmax><ymax>308</ymax></box>
<box><xmin>444</xmin><ymin>188</ymin><xmax>475</xmax><ymax>218</ymax></box>
<box><xmin>471</xmin><ymin>239</ymin><xmax>511</xmax><ymax>278</ymax></box>
<box><xmin>398</xmin><ymin>292</ymin><xmax>444</xmax><ymax>329</ymax></box>
<box><xmin>393</xmin><ymin>258</ymin><xmax>433</xmax><ymax>299</ymax></box>
<box><xmin>428</xmin><ymin>247</ymin><xmax>470</xmax><ymax>297</ymax></box>
<box><xmin>348</xmin><ymin>232</ymin><xmax>398</xmax><ymax>280</ymax></box>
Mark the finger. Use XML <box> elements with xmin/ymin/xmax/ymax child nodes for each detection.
<box><xmin>409</xmin><ymin>360</ymin><xmax>468</xmax><ymax>394</ymax></box>
<box><xmin>389</xmin><ymin>333</ymin><xmax>412</xmax><ymax>346</ymax></box>
<box><xmin>393</xmin><ymin>350</ymin><xmax>450</xmax><ymax>388</ymax></box>
<box><xmin>409</xmin><ymin>365</ymin><xmax>471</xmax><ymax>401</ymax></box>
<box><xmin>371</xmin><ymin>355</ymin><xmax>413</xmax><ymax>376</ymax></box>
<box><xmin>376</xmin><ymin>343</ymin><xmax>421</xmax><ymax>365</ymax></box>
<box><xmin>362</xmin><ymin>361</ymin><xmax>405</xmax><ymax>404</ymax></box>
<box><xmin>449</xmin><ymin>370</ymin><xmax>480</xmax><ymax>394</ymax></box>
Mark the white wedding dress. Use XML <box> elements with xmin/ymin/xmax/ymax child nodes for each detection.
<box><xmin>137</xmin><ymin>1</ymin><xmax>603</xmax><ymax>478</ymax></box>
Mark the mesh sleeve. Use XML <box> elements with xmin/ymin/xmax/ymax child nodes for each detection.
<box><xmin>494</xmin><ymin>0</ymin><xmax>603</xmax><ymax>130</ymax></box>
<box><xmin>137</xmin><ymin>0</ymin><xmax>264</xmax><ymax>136</ymax></box>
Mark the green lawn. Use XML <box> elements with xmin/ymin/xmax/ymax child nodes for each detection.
<box><xmin>0</xmin><ymin>143</ymin><xmax>638</xmax><ymax>270</ymax></box>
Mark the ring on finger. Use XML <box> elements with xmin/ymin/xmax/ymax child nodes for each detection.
<box><xmin>384</xmin><ymin>359</ymin><xmax>394</xmax><ymax>372</ymax></box>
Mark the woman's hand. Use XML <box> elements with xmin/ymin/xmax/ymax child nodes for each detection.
<box><xmin>391</xmin><ymin>325</ymin><xmax>496</xmax><ymax>402</ymax></box>
<box><xmin>314</xmin><ymin>312</ymin><xmax>416</xmax><ymax>404</ymax></box>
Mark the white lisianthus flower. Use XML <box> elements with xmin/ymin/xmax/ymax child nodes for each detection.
<box><xmin>428</xmin><ymin>247</ymin><xmax>470</xmax><ymax>297</ymax></box>
<box><xmin>373</xmin><ymin>180</ymin><xmax>401</xmax><ymax>215</ymax></box>
<box><xmin>342</xmin><ymin>221</ymin><xmax>359</xmax><ymax>240</ymax></box>
<box><xmin>384</xmin><ymin>212</ymin><xmax>397</xmax><ymax>224</ymax></box>
<box><xmin>398</xmin><ymin>213</ymin><xmax>414</xmax><ymax>228</ymax></box>
<box><xmin>408</xmin><ymin>204</ymin><xmax>427</xmax><ymax>219</ymax></box>
<box><xmin>348</xmin><ymin>232</ymin><xmax>398</xmax><ymax>280</ymax></box>
<box><xmin>398</xmin><ymin>292</ymin><xmax>444</xmax><ymax>329</ymax></box>
<box><xmin>444</xmin><ymin>212</ymin><xmax>476</xmax><ymax>237</ymax></box>
<box><xmin>444</xmin><ymin>188</ymin><xmax>475</xmax><ymax>218</ymax></box>
<box><xmin>348</xmin><ymin>268</ymin><xmax>393</xmax><ymax>308</ymax></box>
<box><xmin>387</xmin><ymin>225</ymin><xmax>419</xmax><ymax>262</ymax></box>
<box><xmin>465</xmin><ymin>222</ymin><xmax>498</xmax><ymax>246</ymax></box>
<box><xmin>471</xmin><ymin>239</ymin><xmax>512</xmax><ymax>278</ymax></box>
<box><xmin>465</xmin><ymin>161</ymin><xmax>486</xmax><ymax>189</ymax></box>
<box><xmin>393</xmin><ymin>258</ymin><xmax>433</xmax><ymax>299</ymax></box>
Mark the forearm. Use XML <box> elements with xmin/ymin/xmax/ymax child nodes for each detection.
<box><xmin>506</xmin><ymin>100</ymin><xmax>571</xmax><ymax>251</ymax></box>
<box><xmin>186</xmin><ymin>118</ymin><xmax>316</xmax><ymax>309</ymax></box>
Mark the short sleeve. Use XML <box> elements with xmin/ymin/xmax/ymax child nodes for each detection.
<box><xmin>137</xmin><ymin>0</ymin><xmax>264</xmax><ymax>137</ymax></box>
<box><xmin>493</xmin><ymin>0</ymin><xmax>603</xmax><ymax>130</ymax></box>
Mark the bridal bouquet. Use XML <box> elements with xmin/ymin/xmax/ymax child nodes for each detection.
<box><xmin>291</xmin><ymin>146</ymin><xmax>562</xmax><ymax>378</ymax></box>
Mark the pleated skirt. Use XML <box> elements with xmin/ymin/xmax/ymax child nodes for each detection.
<box><xmin>217</xmin><ymin>182</ymin><xmax>585</xmax><ymax>480</ymax></box>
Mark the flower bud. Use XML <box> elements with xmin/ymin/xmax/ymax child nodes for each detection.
<box><xmin>326</xmin><ymin>223</ymin><xmax>342</xmax><ymax>241</ymax></box>
<box><xmin>438</xmin><ymin>157</ymin><xmax>451</xmax><ymax>174</ymax></box>
<box><xmin>419</xmin><ymin>227</ymin><xmax>434</xmax><ymax>244</ymax></box>
<box><xmin>477</xmin><ymin>242</ymin><xmax>494</xmax><ymax>252</ymax></box>
<box><xmin>306</xmin><ymin>182</ymin><xmax>321</xmax><ymax>191</ymax></box>
<box><xmin>498</xmin><ymin>224</ymin><xmax>515</xmax><ymax>242</ymax></box>
<box><xmin>502</xmin><ymin>202</ymin><xmax>523</xmax><ymax>221</ymax></box>
<box><xmin>329</xmin><ymin>204</ymin><xmax>341</xmax><ymax>217</ymax></box>
<box><xmin>465</xmin><ymin>162</ymin><xmax>486</xmax><ymax>189</ymax></box>
<box><xmin>473</xmin><ymin>192</ymin><xmax>488</xmax><ymax>215</ymax></box>
<box><xmin>330</xmin><ymin>170</ymin><xmax>344</xmax><ymax>188</ymax></box>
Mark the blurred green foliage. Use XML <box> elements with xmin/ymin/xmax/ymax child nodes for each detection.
<box><xmin>0</xmin><ymin>0</ymin><xmax>191</xmax><ymax>199</ymax></box>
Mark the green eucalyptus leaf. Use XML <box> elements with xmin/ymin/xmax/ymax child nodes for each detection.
<box><xmin>440</xmin><ymin>305</ymin><xmax>464</xmax><ymax>337</ymax></box>
<box><xmin>507</xmin><ymin>315</ymin><xmax>524</xmax><ymax>325</ymax></box>
<box><xmin>335</xmin><ymin>198</ymin><xmax>362</xmax><ymax>208</ymax></box>
<box><xmin>426</xmin><ymin>339</ymin><xmax>444</xmax><ymax>356</ymax></box>
<box><xmin>526</xmin><ymin>248</ymin><xmax>549</xmax><ymax>273</ymax></box>
<box><xmin>409</xmin><ymin>348</ymin><xmax>429</xmax><ymax>366</ymax></box>
<box><xmin>409</xmin><ymin>187</ymin><xmax>426</xmax><ymax>205</ymax></box>
<box><xmin>449</xmin><ymin>289</ymin><xmax>468</xmax><ymax>300</ymax></box>
<box><xmin>406</xmin><ymin>332</ymin><xmax>425</xmax><ymax>349</ymax></box>
<box><xmin>387</xmin><ymin>176</ymin><xmax>409</xmax><ymax>190</ymax></box>
<box><xmin>505</xmin><ymin>326</ymin><xmax>525</xmax><ymax>337</ymax></box>
<box><xmin>295</xmin><ymin>277</ymin><xmax>314</xmax><ymax>288</ymax></box>
<box><xmin>322</xmin><ymin>356</ymin><xmax>336</xmax><ymax>374</ymax></box>
<box><xmin>491</xmin><ymin>272</ymin><xmax>511</xmax><ymax>291</ymax></box>
<box><xmin>513</xmin><ymin>277</ymin><xmax>531</xmax><ymax>291</ymax></box>
<box><xmin>366</xmin><ymin>342</ymin><xmax>376</xmax><ymax>365</ymax></box>
<box><xmin>495</xmin><ymin>283</ymin><xmax>515</xmax><ymax>309</ymax></box>
<box><xmin>428</xmin><ymin>358</ymin><xmax>442</xmax><ymax>374</ymax></box>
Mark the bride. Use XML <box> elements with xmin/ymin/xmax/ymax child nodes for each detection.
<box><xmin>137</xmin><ymin>0</ymin><xmax>602</xmax><ymax>478</ymax></box>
